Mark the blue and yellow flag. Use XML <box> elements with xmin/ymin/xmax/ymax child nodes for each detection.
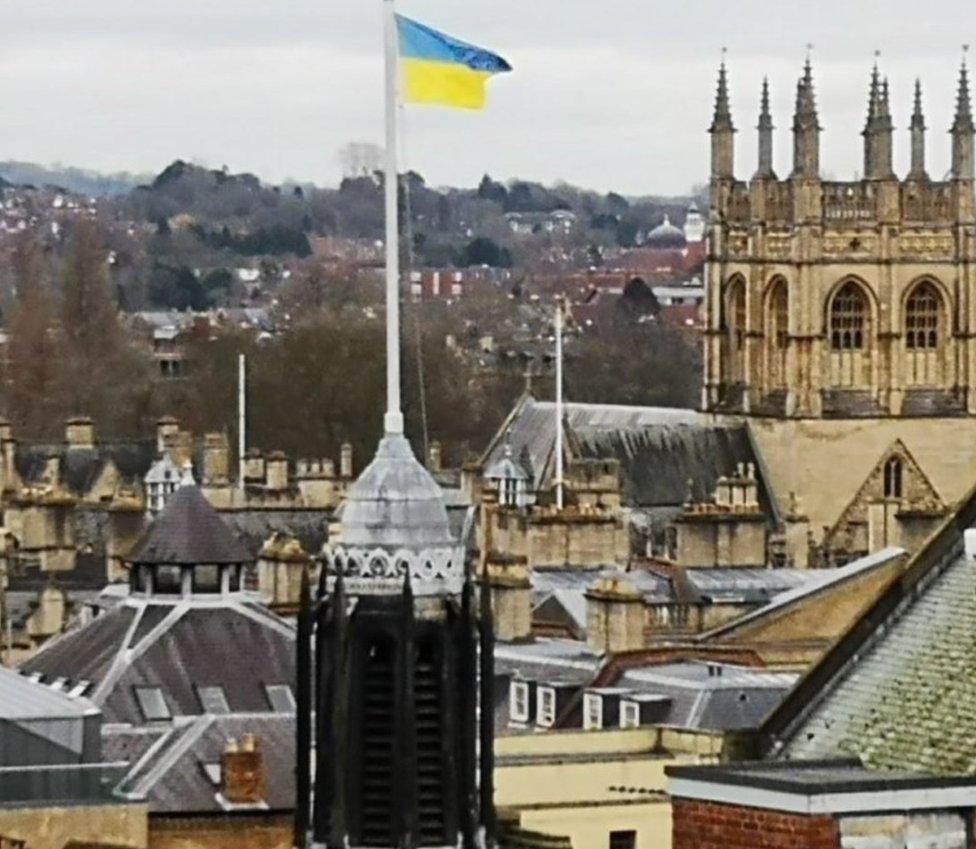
<box><xmin>396</xmin><ymin>15</ymin><xmax>511</xmax><ymax>110</ymax></box>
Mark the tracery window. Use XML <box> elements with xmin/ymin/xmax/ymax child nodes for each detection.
<box><xmin>906</xmin><ymin>283</ymin><xmax>940</xmax><ymax>349</ymax></box>
<box><xmin>723</xmin><ymin>277</ymin><xmax>747</xmax><ymax>389</ymax></box>
<box><xmin>904</xmin><ymin>281</ymin><xmax>945</xmax><ymax>386</ymax></box>
<box><xmin>830</xmin><ymin>282</ymin><xmax>868</xmax><ymax>350</ymax></box>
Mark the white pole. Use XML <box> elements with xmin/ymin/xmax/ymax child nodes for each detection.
<box><xmin>383</xmin><ymin>0</ymin><xmax>403</xmax><ymax>436</ymax></box>
<box><xmin>555</xmin><ymin>299</ymin><xmax>564</xmax><ymax>510</ymax></box>
<box><xmin>238</xmin><ymin>353</ymin><xmax>246</xmax><ymax>492</ymax></box>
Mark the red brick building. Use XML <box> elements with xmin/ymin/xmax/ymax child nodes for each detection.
<box><xmin>667</xmin><ymin>759</ymin><xmax>976</xmax><ymax>849</ymax></box>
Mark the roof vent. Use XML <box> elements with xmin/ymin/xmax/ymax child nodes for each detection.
<box><xmin>706</xmin><ymin>663</ymin><xmax>723</xmax><ymax>678</ymax></box>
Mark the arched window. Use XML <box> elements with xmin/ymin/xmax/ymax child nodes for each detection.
<box><xmin>765</xmin><ymin>279</ymin><xmax>789</xmax><ymax>389</ymax></box>
<box><xmin>883</xmin><ymin>457</ymin><xmax>903</xmax><ymax>499</ymax></box>
<box><xmin>828</xmin><ymin>281</ymin><xmax>873</xmax><ymax>388</ymax></box>
<box><xmin>723</xmin><ymin>277</ymin><xmax>747</xmax><ymax>387</ymax></box>
<box><xmin>905</xmin><ymin>281</ymin><xmax>945</xmax><ymax>386</ymax></box>
<box><xmin>830</xmin><ymin>282</ymin><xmax>868</xmax><ymax>350</ymax></box>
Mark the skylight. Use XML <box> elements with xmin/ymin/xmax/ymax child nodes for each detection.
<box><xmin>265</xmin><ymin>684</ymin><xmax>296</xmax><ymax>713</ymax></box>
<box><xmin>196</xmin><ymin>685</ymin><xmax>230</xmax><ymax>714</ymax></box>
<box><xmin>135</xmin><ymin>686</ymin><xmax>172</xmax><ymax>721</ymax></box>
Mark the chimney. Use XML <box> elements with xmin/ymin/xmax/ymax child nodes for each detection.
<box><xmin>585</xmin><ymin>574</ymin><xmax>645</xmax><ymax>654</ymax></box>
<box><xmin>265</xmin><ymin>451</ymin><xmax>289</xmax><ymax>491</ymax></box>
<box><xmin>156</xmin><ymin>416</ymin><xmax>180</xmax><ymax>454</ymax></box>
<box><xmin>428</xmin><ymin>440</ymin><xmax>442</xmax><ymax>474</ymax></box>
<box><xmin>202</xmin><ymin>433</ymin><xmax>230</xmax><ymax>486</ymax></box>
<box><xmin>65</xmin><ymin>416</ymin><xmax>95</xmax><ymax>450</ymax></box>
<box><xmin>0</xmin><ymin>419</ymin><xmax>12</xmax><ymax>444</ymax></box>
<box><xmin>340</xmin><ymin>442</ymin><xmax>353</xmax><ymax>479</ymax></box>
<box><xmin>221</xmin><ymin>734</ymin><xmax>264</xmax><ymax>805</ymax></box>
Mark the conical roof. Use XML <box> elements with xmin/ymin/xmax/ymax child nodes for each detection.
<box><xmin>340</xmin><ymin>435</ymin><xmax>455</xmax><ymax>550</ymax></box>
<box><xmin>127</xmin><ymin>486</ymin><xmax>249</xmax><ymax>565</ymax></box>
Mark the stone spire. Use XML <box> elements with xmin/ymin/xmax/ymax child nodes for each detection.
<box><xmin>709</xmin><ymin>55</ymin><xmax>735</xmax><ymax>180</ymax></box>
<box><xmin>863</xmin><ymin>58</ymin><xmax>894</xmax><ymax>180</ymax></box>
<box><xmin>909</xmin><ymin>78</ymin><xmax>928</xmax><ymax>180</ymax></box>
<box><xmin>952</xmin><ymin>49</ymin><xmax>975</xmax><ymax>180</ymax></box>
<box><xmin>755</xmin><ymin>77</ymin><xmax>776</xmax><ymax>179</ymax></box>
<box><xmin>792</xmin><ymin>56</ymin><xmax>821</xmax><ymax>178</ymax></box>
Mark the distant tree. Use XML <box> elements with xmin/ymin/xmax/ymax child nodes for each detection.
<box><xmin>3</xmin><ymin>235</ymin><xmax>62</xmax><ymax>436</ymax></box>
<box><xmin>458</xmin><ymin>237</ymin><xmax>512</xmax><ymax>268</ymax></box>
<box><xmin>477</xmin><ymin>174</ymin><xmax>507</xmax><ymax>205</ymax></box>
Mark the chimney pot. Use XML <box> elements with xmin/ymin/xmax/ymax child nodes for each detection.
<box><xmin>221</xmin><ymin>733</ymin><xmax>264</xmax><ymax>804</ymax></box>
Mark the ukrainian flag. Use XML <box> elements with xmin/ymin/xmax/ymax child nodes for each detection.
<box><xmin>396</xmin><ymin>15</ymin><xmax>511</xmax><ymax>110</ymax></box>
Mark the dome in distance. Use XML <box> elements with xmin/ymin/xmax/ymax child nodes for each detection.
<box><xmin>645</xmin><ymin>215</ymin><xmax>687</xmax><ymax>249</ymax></box>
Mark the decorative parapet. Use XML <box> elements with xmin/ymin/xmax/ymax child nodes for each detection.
<box><xmin>325</xmin><ymin>542</ymin><xmax>464</xmax><ymax>596</ymax></box>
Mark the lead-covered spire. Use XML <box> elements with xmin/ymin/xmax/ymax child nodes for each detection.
<box><xmin>755</xmin><ymin>77</ymin><xmax>776</xmax><ymax>179</ymax></box>
<box><xmin>709</xmin><ymin>54</ymin><xmax>735</xmax><ymax>180</ymax></box>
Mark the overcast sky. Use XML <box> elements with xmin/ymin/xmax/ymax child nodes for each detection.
<box><xmin>1</xmin><ymin>0</ymin><xmax>974</xmax><ymax>194</ymax></box>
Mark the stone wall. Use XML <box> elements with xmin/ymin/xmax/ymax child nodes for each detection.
<box><xmin>0</xmin><ymin>802</ymin><xmax>148</xmax><ymax>849</ymax></box>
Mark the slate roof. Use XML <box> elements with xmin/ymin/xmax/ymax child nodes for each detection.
<box><xmin>482</xmin><ymin>396</ymin><xmax>778</xmax><ymax>517</ymax></box>
<box><xmin>127</xmin><ymin>486</ymin><xmax>249</xmax><ymax>565</ymax></box>
<box><xmin>762</xmin><ymin>486</ymin><xmax>976</xmax><ymax>774</ymax></box>
<box><xmin>115</xmin><ymin>713</ymin><xmax>294</xmax><ymax>813</ymax></box>
<box><xmin>222</xmin><ymin>509</ymin><xmax>329</xmax><ymax>560</ymax></box>
<box><xmin>21</xmin><ymin>597</ymin><xmax>295</xmax><ymax>725</ymax></box>
<box><xmin>0</xmin><ymin>665</ymin><xmax>99</xmax><ymax>721</ymax></box>
<box><xmin>615</xmin><ymin>662</ymin><xmax>797</xmax><ymax>732</ymax></box>
<box><xmin>15</xmin><ymin>441</ymin><xmax>156</xmax><ymax>494</ymax></box>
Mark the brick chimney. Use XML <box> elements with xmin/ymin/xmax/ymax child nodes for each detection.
<box><xmin>65</xmin><ymin>416</ymin><xmax>95</xmax><ymax>450</ymax></box>
<box><xmin>221</xmin><ymin>734</ymin><xmax>264</xmax><ymax>805</ymax></box>
<box><xmin>202</xmin><ymin>433</ymin><xmax>230</xmax><ymax>485</ymax></box>
<box><xmin>156</xmin><ymin>416</ymin><xmax>180</xmax><ymax>454</ymax></box>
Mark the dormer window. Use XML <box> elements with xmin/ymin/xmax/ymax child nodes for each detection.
<box><xmin>536</xmin><ymin>686</ymin><xmax>556</xmax><ymax>728</ymax></box>
<box><xmin>583</xmin><ymin>693</ymin><xmax>603</xmax><ymax>730</ymax></box>
<box><xmin>510</xmin><ymin>681</ymin><xmax>530</xmax><ymax>723</ymax></box>
<box><xmin>620</xmin><ymin>701</ymin><xmax>640</xmax><ymax>729</ymax></box>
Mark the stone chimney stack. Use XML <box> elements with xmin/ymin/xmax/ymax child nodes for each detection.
<box><xmin>428</xmin><ymin>441</ymin><xmax>442</xmax><ymax>474</ymax></box>
<box><xmin>156</xmin><ymin>416</ymin><xmax>180</xmax><ymax>454</ymax></box>
<box><xmin>585</xmin><ymin>574</ymin><xmax>645</xmax><ymax>654</ymax></box>
<box><xmin>340</xmin><ymin>442</ymin><xmax>354</xmax><ymax>479</ymax></box>
<box><xmin>265</xmin><ymin>451</ymin><xmax>289</xmax><ymax>491</ymax></box>
<box><xmin>65</xmin><ymin>416</ymin><xmax>95</xmax><ymax>450</ymax></box>
<box><xmin>221</xmin><ymin>734</ymin><xmax>264</xmax><ymax>805</ymax></box>
<box><xmin>202</xmin><ymin>433</ymin><xmax>230</xmax><ymax>486</ymax></box>
<box><xmin>484</xmin><ymin>557</ymin><xmax>532</xmax><ymax>642</ymax></box>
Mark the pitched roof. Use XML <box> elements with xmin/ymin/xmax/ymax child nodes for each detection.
<box><xmin>761</xmin><ymin>482</ymin><xmax>976</xmax><ymax>773</ymax></box>
<box><xmin>481</xmin><ymin>396</ymin><xmax>778</xmax><ymax>516</ymax></box>
<box><xmin>21</xmin><ymin>597</ymin><xmax>295</xmax><ymax>725</ymax></box>
<box><xmin>115</xmin><ymin>713</ymin><xmax>294</xmax><ymax>813</ymax></box>
<box><xmin>127</xmin><ymin>486</ymin><xmax>249</xmax><ymax>565</ymax></box>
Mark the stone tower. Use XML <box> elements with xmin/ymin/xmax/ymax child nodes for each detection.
<box><xmin>294</xmin><ymin>435</ymin><xmax>496</xmax><ymax>849</ymax></box>
<box><xmin>702</xmin><ymin>55</ymin><xmax>976</xmax><ymax>545</ymax></box>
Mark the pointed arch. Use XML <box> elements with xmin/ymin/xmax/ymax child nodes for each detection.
<box><xmin>764</xmin><ymin>277</ymin><xmax>789</xmax><ymax>390</ymax></box>
<box><xmin>826</xmin><ymin>279</ymin><xmax>875</xmax><ymax>388</ymax></box>
<box><xmin>722</xmin><ymin>275</ymin><xmax>747</xmax><ymax>388</ymax></box>
<box><xmin>903</xmin><ymin>278</ymin><xmax>947</xmax><ymax>387</ymax></box>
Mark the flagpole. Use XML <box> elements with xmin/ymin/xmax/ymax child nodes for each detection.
<box><xmin>383</xmin><ymin>0</ymin><xmax>403</xmax><ymax>435</ymax></box>
<box><xmin>555</xmin><ymin>298</ymin><xmax>564</xmax><ymax>510</ymax></box>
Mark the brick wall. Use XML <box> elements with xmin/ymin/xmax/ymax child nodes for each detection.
<box><xmin>672</xmin><ymin>799</ymin><xmax>837</xmax><ymax>849</ymax></box>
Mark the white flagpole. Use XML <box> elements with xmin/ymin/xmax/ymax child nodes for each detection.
<box><xmin>238</xmin><ymin>353</ymin><xmax>246</xmax><ymax>493</ymax></box>
<box><xmin>555</xmin><ymin>299</ymin><xmax>564</xmax><ymax>510</ymax></box>
<box><xmin>383</xmin><ymin>0</ymin><xmax>403</xmax><ymax>435</ymax></box>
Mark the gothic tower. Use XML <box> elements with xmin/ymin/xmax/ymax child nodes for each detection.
<box><xmin>702</xmin><ymin>54</ymin><xmax>976</xmax><ymax>555</ymax></box>
<box><xmin>295</xmin><ymin>435</ymin><xmax>495</xmax><ymax>849</ymax></box>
